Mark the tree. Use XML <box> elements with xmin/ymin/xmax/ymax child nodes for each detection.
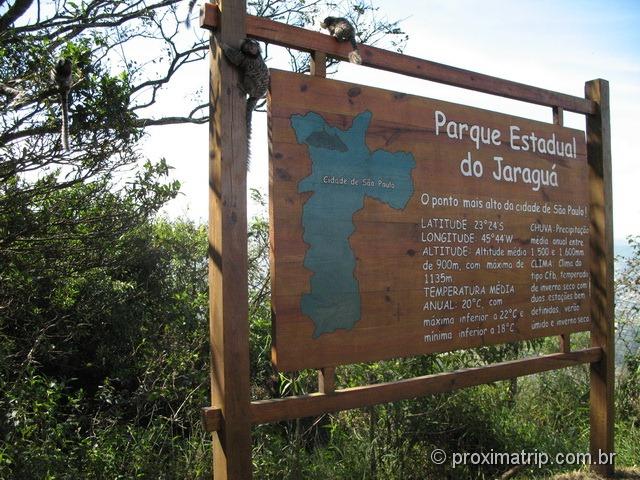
<box><xmin>0</xmin><ymin>0</ymin><xmax>408</xmax><ymax>413</ymax></box>
<box><xmin>0</xmin><ymin>0</ymin><xmax>406</xmax><ymax>349</ymax></box>
<box><xmin>0</xmin><ymin>1</ymin><xmax>408</xmax><ymax>477</ymax></box>
<box><xmin>0</xmin><ymin>217</ymin><xmax>215</xmax><ymax>478</ymax></box>
<box><xmin>1</xmin><ymin>0</ymin><xmax>407</xmax><ymax>141</ymax></box>
<box><xmin>0</xmin><ymin>0</ymin><xmax>408</xmax><ymax>302</ymax></box>
<box><xmin>616</xmin><ymin>236</ymin><xmax>640</xmax><ymax>423</ymax></box>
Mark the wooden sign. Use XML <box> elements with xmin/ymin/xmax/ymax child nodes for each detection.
<box><xmin>269</xmin><ymin>69</ymin><xmax>590</xmax><ymax>372</ymax></box>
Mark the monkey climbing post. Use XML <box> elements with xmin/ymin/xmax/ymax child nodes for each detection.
<box><xmin>207</xmin><ymin>0</ymin><xmax>252</xmax><ymax>479</ymax></box>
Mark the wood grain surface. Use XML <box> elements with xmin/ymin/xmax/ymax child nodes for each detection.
<box><xmin>201</xmin><ymin>3</ymin><xmax>596</xmax><ymax>115</ymax></box>
<box><xmin>269</xmin><ymin>69</ymin><xmax>590</xmax><ymax>372</ymax></box>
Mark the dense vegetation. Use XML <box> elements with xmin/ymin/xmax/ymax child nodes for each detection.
<box><xmin>1</xmin><ymin>198</ymin><xmax>639</xmax><ymax>478</ymax></box>
<box><xmin>1</xmin><ymin>1</ymin><xmax>639</xmax><ymax>479</ymax></box>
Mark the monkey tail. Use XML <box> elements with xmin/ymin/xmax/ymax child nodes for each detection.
<box><xmin>245</xmin><ymin>96</ymin><xmax>259</xmax><ymax>169</ymax></box>
<box><xmin>185</xmin><ymin>0</ymin><xmax>197</xmax><ymax>27</ymax></box>
<box><xmin>246</xmin><ymin>96</ymin><xmax>259</xmax><ymax>140</ymax></box>
<box><xmin>348</xmin><ymin>37</ymin><xmax>362</xmax><ymax>64</ymax></box>
<box><xmin>348</xmin><ymin>49</ymin><xmax>362</xmax><ymax>65</ymax></box>
<box><xmin>60</xmin><ymin>91</ymin><xmax>70</xmax><ymax>151</ymax></box>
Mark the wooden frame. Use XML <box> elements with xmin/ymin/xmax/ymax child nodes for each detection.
<box><xmin>202</xmin><ymin>3</ymin><xmax>614</xmax><ymax>478</ymax></box>
<box><xmin>586</xmin><ymin>79</ymin><xmax>614</xmax><ymax>477</ymax></box>
<box><xmin>207</xmin><ymin>1</ymin><xmax>251</xmax><ymax>478</ymax></box>
<box><xmin>268</xmin><ymin>68</ymin><xmax>591</xmax><ymax>371</ymax></box>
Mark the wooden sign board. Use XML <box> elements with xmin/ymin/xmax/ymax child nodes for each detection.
<box><xmin>269</xmin><ymin>69</ymin><xmax>590</xmax><ymax>372</ymax></box>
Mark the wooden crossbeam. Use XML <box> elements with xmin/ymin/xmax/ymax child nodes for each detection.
<box><xmin>202</xmin><ymin>347</ymin><xmax>601</xmax><ymax>431</ymax></box>
<box><xmin>202</xmin><ymin>406</ymin><xmax>223</xmax><ymax>432</ymax></box>
<box><xmin>200</xmin><ymin>3</ymin><xmax>596</xmax><ymax>115</ymax></box>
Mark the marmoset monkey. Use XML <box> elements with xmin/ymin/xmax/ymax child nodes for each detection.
<box><xmin>220</xmin><ymin>38</ymin><xmax>270</xmax><ymax>160</ymax></box>
<box><xmin>50</xmin><ymin>57</ymin><xmax>73</xmax><ymax>151</ymax></box>
<box><xmin>320</xmin><ymin>16</ymin><xmax>362</xmax><ymax>65</ymax></box>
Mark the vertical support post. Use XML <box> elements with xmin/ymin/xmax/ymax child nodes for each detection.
<box><xmin>318</xmin><ymin>367</ymin><xmax>335</xmax><ymax>394</ymax></box>
<box><xmin>310</xmin><ymin>51</ymin><xmax>327</xmax><ymax>77</ymax></box>
<box><xmin>586</xmin><ymin>79</ymin><xmax>614</xmax><ymax>477</ymax></box>
<box><xmin>553</xmin><ymin>105</ymin><xmax>569</xmax><ymax>355</ymax></box>
<box><xmin>553</xmin><ymin>106</ymin><xmax>564</xmax><ymax>126</ymax></box>
<box><xmin>209</xmin><ymin>0</ymin><xmax>252</xmax><ymax>478</ymax></box>
<box><xmin>309</xmin><ymin>49</ymin><xmax>334</xmax><ymax>397</ymax></box>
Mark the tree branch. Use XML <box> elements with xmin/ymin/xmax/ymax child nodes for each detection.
<box><xmin>135</xmin><ymin>115</ymin><xmax>208</xmax><ymax>127</ymax></box>
<box><xmin>0</xmin><ymin>0</ymin><xmax>35</xmax><ymax>31</ymax></box>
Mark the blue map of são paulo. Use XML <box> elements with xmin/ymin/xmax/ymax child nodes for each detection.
<box><xmin>290</xmin><ymin>110</ymin><xmax>416</xmax><ymax>338</ymax></box>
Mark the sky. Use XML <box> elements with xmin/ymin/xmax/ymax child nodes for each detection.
<box><xmin>144</xmin><ymin>0</ymin><xmax>640</xmax><ymax>253</ymax></box>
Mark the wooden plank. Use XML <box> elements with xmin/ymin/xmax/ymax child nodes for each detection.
<box><xmin>201</xmin><ymin>4</ymin><xmax>596</xmax><ymax>115</ymax></box>
<box><xmin>586</xmin><ymin>79</ymin><xmax>615</xmax><ymax>477</ymax></box>
<box><xmin>243</xmin><ymin>348</ymin><xmax>602</xmax><ymax>425</ymax></box>
<box><xmin>269</xmin><ymin>70</ymin><xmax>591</xmax><ymax>372</ymax></box>
<box><xmin>202</xmin><ymin>407</ymin><xmax>223</xmax><ymax>432</ymax></box>
<box><xmin>201</xmin><ymin>348</ymin><xmax>601</xmax><ymax>428</ymax></box>
<box><xmin>208</xmin><ymin>0</ymin><xmax>252</xmax><ymax>478</ymax></box>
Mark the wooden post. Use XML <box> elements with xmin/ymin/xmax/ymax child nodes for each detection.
<box><xmin>309</xmin><ymin>49</ymin><xmax>335</xmax><ymax>397</ymax></box>
<box><xmin>208</xmin><ymin>0</ymin><xmax>252</xmax><ymax>478</ymax></box>
<box><xmin>586</xmin><ymin>79</ymin><xmax>614</xmax><ymax>477</ymax></box>
<box><xmin>553</xmin><ymin>106</ymin><xmax>570</xmax><ymax>356</ymax></box>
<box><xmin>318</xmin><ymin>367</ymin><xmax>335</xmax><ymax>394</ymax></box>
<box><xmin>553</xmin><ymin>106</ymin><xmax>564</xmax><ymax>126</ymax></box>
<box><xmin>310</xmin><ymin>51</ymin><xmax>327</xmax><ymax>77</ymax></box>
